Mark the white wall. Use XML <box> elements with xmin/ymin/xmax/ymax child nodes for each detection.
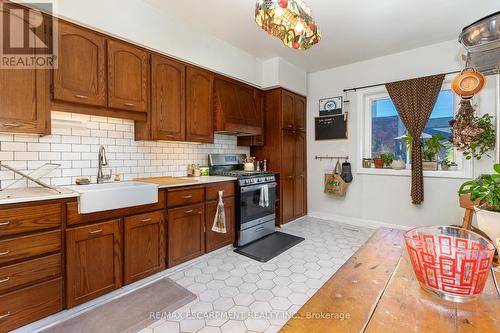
<box><xmin>262</xmin><ymin>57</ymin><xmax>307</xmax><ymax>95</ymax></box>
<box><xmin>307</xmin><ymin>40</ymin><xmax>499</xmax><ymax>229</ymax></box>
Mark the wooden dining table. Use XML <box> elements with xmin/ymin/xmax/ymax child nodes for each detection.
<box><xmin>280</xmin><ymin>228</ymin><xmax>500</xmax><ymax>333</ymax></box>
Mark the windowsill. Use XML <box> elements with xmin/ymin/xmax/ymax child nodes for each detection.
<box><xmin>356</xmin><ymin>167</ymin><xmax>472</xmax><ymax>179</ymax></box>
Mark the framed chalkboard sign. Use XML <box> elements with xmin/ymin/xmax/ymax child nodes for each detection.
<box><xmin>315</xmin><ymin>114</ymin><xmax>348</xmax><ymax>140</ymax></box>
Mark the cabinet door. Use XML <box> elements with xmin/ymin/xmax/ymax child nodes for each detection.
<box><xmin>124</xmin><ymin>211</ymin><xmax>165</xmax><ymax>285</ymax></box>
<box><xmin>186</xmin><ymin>67</ymin><xmax>214</xmax><ymax>143</ymax></box>
<box><xmin>54</xmin><ymin>22</ymin><xmax>106</xmax><ymax>106</ymax></box>
<box><xmin>66</xmin><ymin>219</ymin><xmax>122</xmax><ymax>308</ymax></box>
<box><xmin>167</xmin><ymin>204</ymin><xmax>205</xmax><ymax>267</ymax></box>
<box><xmin>252</xmin><ymin>89</ymin><xmax>265</xmax><ymax>146</ymax></box>
<box><xmin>281</xmin><ymin>90</ymin><xmax>295</xmax><ymax>130</ymax></box>
<box><xmin>151</xmin><ymin>55</ymin><xmax>186</xmax><ymax>141</ymax></box>
<box><xmin>294</xmin><ymin>94</ymin><xmax>306</xmax><ymax>132</ymax></box>
<box><xmin>0</xmin><ymin>4</ymin><xmax>49</xmax><ymax>134</ymax></box>
<box><xmin>237</xmin><ymin>85</ymin><xmax>259</xmax><ymax>127</ymax></box>
<box><xmin>281</xmin><ymin>130</ymin><xmax>295</xmax><ymax>223</ymax></box>
<box><xmin>205</xmin><ymin>198</ymin><xmax>235</xmax><ymax>252</ymax></box>
<box><xmin>214</xmin><ymin>78</ymin><xmax>244</xmax><ymax>125</ymax></box>
<box><xmin>107</xmin><ymin>40</ymin><xmax>149</xmax><ymax>112</ymax></box>
<box><xmin>294</xmin><ymin>131</ymin><xmax>306</xmax><ymax>218</ymax></box>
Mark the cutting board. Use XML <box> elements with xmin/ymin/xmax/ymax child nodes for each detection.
<box><xmin>133</xmin><ymin>177</ymin><xmax>196</xmax><ymax>186</ymax></box>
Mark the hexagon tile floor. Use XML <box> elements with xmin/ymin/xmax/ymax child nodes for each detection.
<box><xmin>143</xmin><ymin>217</ymin><xmax>374</xmax><ymax>333</ymax></box>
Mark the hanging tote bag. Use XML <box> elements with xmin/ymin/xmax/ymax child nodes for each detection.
<box><xmin>324</xmin><ymin>160</ymin><xmax>348</xmax><ymax>197</ymax></box>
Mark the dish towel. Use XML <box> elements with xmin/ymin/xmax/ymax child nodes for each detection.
<box><xmin>212</xmin><ymin>191</ymin><xmax>227</xmax><ymax>234</ymax></box>
<box><xmin>259</xmin><ymin>184</ymin><xmax>269</xmax><ymax>208</ymax></box>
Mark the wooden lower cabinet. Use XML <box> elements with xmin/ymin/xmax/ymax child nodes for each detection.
<box><xmin>124</xmin><ymin>211</ymin><xmax>165</xmax><ymax>285</ymax></box>
<box><xmin>0</xmin><ymin>278</ymin><xmax>63</xmax><ymax>332</ymax></box>
<box><xmin>66</xmin><ymin>219</ymin><xmax>122</xmax><ymax>308</ymax></box>
<box><xmin>205</xmin><ymin>198</ymin><xmax>235</xmax><ymax>252</ymax></box>
<box><xmin>167</xmin><ymin>204</ymin><xmax>205</xmax><ymax>267</ymax></box>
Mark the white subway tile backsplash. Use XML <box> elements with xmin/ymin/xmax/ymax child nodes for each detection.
<box><xmin>2</xmin><ymin>142</ymin><xmax>27</xmax><ymax>152</ymax></box>
<box><xmin>28</xmin><ymin>143</ymin><xmax>51</xmax><ymax>152</ymax></box>
<box><xmin>0</xmin><ymin>112</ymin><xmax>249</xmax><ymax>187</ymax></box>
<box><xmin>14</xmin><ymin>152</ymin><xmax>38</xmax><ymax>161</ymax></box>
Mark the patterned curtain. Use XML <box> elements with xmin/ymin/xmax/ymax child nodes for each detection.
<box><xmin>385</xmin><ymin>74</ymin><xmax>445</xmax><ymax>204</ymax></box>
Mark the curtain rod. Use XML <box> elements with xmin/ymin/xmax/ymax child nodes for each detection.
<box><xmin>342</xmin><ymin>70</ymin><xmax>461</xmax><ymax>93</ymax></box>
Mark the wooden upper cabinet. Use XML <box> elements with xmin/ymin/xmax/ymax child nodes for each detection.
<box><xmin>186</xmin><ymin>67</ymin><xmax>214</xmax><ymax>143</ymax></box>
<box><xmin>237</xmin><ymin>85</ymin><xmax>259</xmax><ymax>127</ymax></box>
<box><xmin>294</xmin><ymin>94</ymin><xmax>306</xmax><ymax>131</ymax></box>
<box><xmin>282</xmin><ymin>90</ymin><xmax>295</xmax><ymax>130</ymax></box>
<box><xmin>107</xmin><ymin>40</ymin><xmax>149</xmax><ymax>112</ymax></box>
<box><xmin>66</xmin><ymin>219</ymin><xmax>122</xmax><ymax>308</ymax></box>
<box><xmin>0</xmin><ymin>4</ymin><xmax>49</xmax><ymax>134</ymax></box>
<box><xmin>151</xmin><ymin>55</ymin><xmax>186</xmax><ymax>141</ymax></box>
<box><xmin>54</xmin><ymin>22</ymin><xmax>106</xmax><ymax>107</ymax></box>
<box><xmin>214</xmin><ymin>78</ymin><xmax>244</xmax><ymax>125</ymax></box>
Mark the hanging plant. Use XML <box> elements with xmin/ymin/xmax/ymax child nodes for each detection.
<box><xmin>461</xmin><ymin>114</ymin><xmax>496</xmax><ymax>160</ymax></box>
<box><xmin>449</xmin><ymin>100</ymin><xmax>496</xmax><ymax>160</ymax></box>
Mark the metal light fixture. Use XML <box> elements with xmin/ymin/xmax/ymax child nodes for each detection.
<box><xmin>255</xmin><ymin>0</ymin><xmax>321</xmax><ymax>50</ymax></box>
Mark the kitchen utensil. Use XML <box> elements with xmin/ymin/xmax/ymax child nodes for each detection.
<box><xmin>404</xmin><ymin>226</ymin><xmax>495</xmax><ymax>302</ymax></box>
<box><xmin>451</xmin><ymin>68</ymin><xmax>486</xmax><ymax>99</ymax></box>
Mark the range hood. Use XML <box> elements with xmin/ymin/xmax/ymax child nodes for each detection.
<box><xmin>213</xmin><ymin>77</ymin><xmax>263</xmax><ymax>136</ymax></box>
<box><xmin>459</xmin><ymin>11</ymin><xmax>500</xmax><ymax>74</ymax></box>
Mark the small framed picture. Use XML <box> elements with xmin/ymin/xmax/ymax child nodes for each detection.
<box><xmin>319</xmin><ymin>96</ymin><xmax>343</xmax><ymax>116</ymax></box>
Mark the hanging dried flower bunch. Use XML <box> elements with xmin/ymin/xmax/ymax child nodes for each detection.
<box><xmin>449</xmin><ymin>100</ymin><xmax>496</xmax><ymax>160</ymax></box>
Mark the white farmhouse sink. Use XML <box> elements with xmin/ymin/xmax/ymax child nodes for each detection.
<box><xmin>66</xmin><ymin>182</ymin><xmax>159</xmax><ymax>214</ymax></box>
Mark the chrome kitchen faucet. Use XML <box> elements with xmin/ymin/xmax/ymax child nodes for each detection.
<box><xmin>97</xmin><ymin>145</ymin><xmax>112</xmax><ymax>184</ymax></box>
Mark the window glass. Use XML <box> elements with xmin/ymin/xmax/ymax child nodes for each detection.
<box><xmin>370</xmin><ymin>90</ymin><xmax>455</xmax><ymax>164</ymax></box>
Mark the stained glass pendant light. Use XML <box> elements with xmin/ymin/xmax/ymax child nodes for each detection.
<box><xmin>255</xmin><ymin>0</ymin><xmax>321</xmax><ymax>50</ymax></box>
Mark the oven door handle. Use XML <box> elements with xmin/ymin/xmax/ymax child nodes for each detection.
<box><xmin>240</xmin><ymin>182</ymin><xmax>278</xmax><ymax>193</ymax></box>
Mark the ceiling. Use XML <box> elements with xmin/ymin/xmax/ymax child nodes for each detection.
<box><xmin>144</xmin><ymin>0</ymin><xmax>499</xmax><ymax>73</ymax></box>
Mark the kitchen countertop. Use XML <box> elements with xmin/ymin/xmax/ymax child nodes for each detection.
<box><xmin>0</xmin><ymin>187</ymin><xmax>79</xmax><ymax>205</ymax></box>
<box><xmin>0</xmin><ymin>176</ymin><xmax>237</xmax><ymax>206</ymax></box>
<box><xmin>143</xmin><ymin>176</ymin><xmax>237</xmax><ymax>188</ymax></box>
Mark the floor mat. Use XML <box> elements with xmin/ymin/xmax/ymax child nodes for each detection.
<box><xmin>43</xmin><ymin>278</ymin><xmax>196</xmax><ymax>333</ymax></box>
<box><xmin>234</xmin><ymin>231</ymin><xmax>305</xmax><ymax>262</ymax></box>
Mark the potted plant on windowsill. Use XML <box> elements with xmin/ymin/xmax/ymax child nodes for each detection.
<box><xmin>379</xmin><ymin>152</ymin><xmax>395</xmax><ymax>169</ymax></box>
<box><xmin>441</xmin><ymin>158</ymin><xmax>458</xmax><ymax>171</ymax></box>
<box><xmin>422</xmin><ymin>134</ymin><xmax>445</xmax><ymax>171</ymax></box>
<box><xmin>373</xmin><ymin>155</ymin><xmax>385</xmax><ymax>169</ymax></box>
<box><xmin>458</xmin><ymin>164</ymin><xmax>500</xmax><ymax>243</ymax></box>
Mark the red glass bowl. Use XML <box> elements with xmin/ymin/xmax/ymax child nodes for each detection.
<box><xmin>404</xmin><ymin>226</ymin><xmax>495</xmax><ymax>302</ymax></box>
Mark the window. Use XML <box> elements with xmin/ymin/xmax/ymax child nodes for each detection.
<box><xmin>370</xmin><ymin>90</ymin><xmax>455</xmax><ymax>163</ymax></box>
<box><xmin>359</xmin><ymin>84</ymin><xmax>472</xmax><ymax>178</ymax></box>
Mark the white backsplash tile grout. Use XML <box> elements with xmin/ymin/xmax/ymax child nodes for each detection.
<box><xmin>0</xmin><ymin>112</ymin><xmax>249</xmax><ymax>188</ymax></box>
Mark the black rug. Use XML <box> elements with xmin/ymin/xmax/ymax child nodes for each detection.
<box><xmin>234</xmin><ymin>231</ymin><xmax>305</xmax><ymax>262</ymax></box>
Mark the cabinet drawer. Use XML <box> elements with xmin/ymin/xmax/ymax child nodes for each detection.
<box><xmin>124</xmin><ymin>210</ymin><xmax>164</xmax><ymax>225</ymax></box>
<box><xmin>0</xmin><ymin>230</ymin><xmax>61</xmax><ymax>265</ymax></box>
<box><xmin>0</xmin><ymin>278</ymin><xmax>63</xmax><ymax>332</ymax></box>
<box><xmin>0</xmin><ymin>254</ymin><xmax>61</xmax><ymax>294</ymax></box>
<box><xmin>0</xmin><ymin>203</ymin><xmax>62</xmax><ymax>237</ymax></box>
<box><xmin>167</xmin><ymin>187</ymin><xmax>205</xmax><ymax>208</ymax></box>
<box><xmin>205</xmin><ymin>182</ymin><xmax>235</xmax><ymax>201</ymax></box>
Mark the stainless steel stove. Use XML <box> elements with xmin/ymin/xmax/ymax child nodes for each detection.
<box><xmin>208</xmin><ymin>154</ymin><xmax>277</xmax><ymax>246</ymax></box>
